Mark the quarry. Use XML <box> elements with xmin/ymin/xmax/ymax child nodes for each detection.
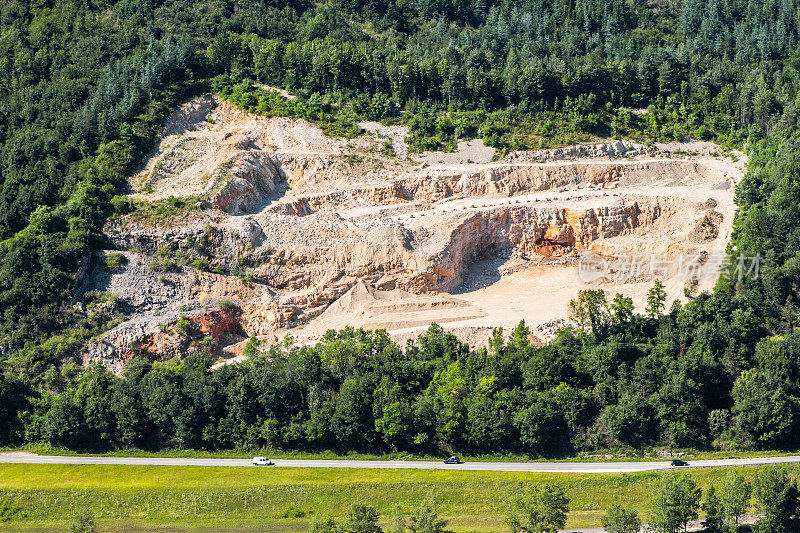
<box><xmin>81</xmin><ymin>93</ymin><xmax>746</xmax><ymax>373</ymax></box>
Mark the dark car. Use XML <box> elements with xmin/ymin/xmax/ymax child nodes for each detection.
<box><xmin>443</xmin><ymin>456</ymin><xmax>463</xmax><ymax>464</ymax></box>
<box><xmin>671</xmin><ymin>459</ymin><xmax>688</xmax><ymax>467</ymax></box>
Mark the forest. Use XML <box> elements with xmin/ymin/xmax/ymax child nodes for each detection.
<box><xmin>1</xmin><ymin>0</ymin><xmax>800</xmax><ymax>455</ymax></box>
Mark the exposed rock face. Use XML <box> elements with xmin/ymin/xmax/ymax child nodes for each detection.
<box><xmin>108</xmin><ymin>200</ymin><xmax>658</xmax><ymax>294</ymax></box>
<box><xmin>255</xmin><ymin>161</ymin><xmax>631</xmax><ymax>216</ymax></box>
<box><xmin>88</xmin><ymin>192</ymin><xmax>705</xmax><ymax>375</ymax></box>
<box><xmin>506</xmin><ymin>140</ymin><xmax>658</xmax><ymax>163</ymax></box>
<box><xmin>401</xmin><ymin>201</ymin><xmax>654</xmax><ymax>292</ymax></box>
<box><xmin>84</xmin><ymin>308</ymin><xmax>247</xmax><ymax>374</ymax></box>
<box><xmin>202</xmin><ymin>152</ymin><xmax>285</xmax><ymax>215</ymax></box>
<box><xmin>82</xmin><ymin>251</ymin><xmax>261</xmax><ymax>309</ymax></box>
<box><xmin>246</xmin><ymin>159</ymin><xmax>711</xmax><ymax>219</ymax></box>
<box><xmin>83</xmin><ymin>95</ymin><xmax>741</xmax><ymax>373</ymax></box>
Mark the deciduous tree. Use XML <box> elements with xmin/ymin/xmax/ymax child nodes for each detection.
<box><xmin>506</xmin><ymin>484</ymin><xmax>570</xmax><ymax>533</ymax></box>
<box><xmin>648</xmin><ymin>473</ymin><xmax>702</xmax><ymax>533</ymax></box>
<box><xmin>601</xmin><ymin>505</ymin><xmax>640</xmax><ymax>533</ymax></box>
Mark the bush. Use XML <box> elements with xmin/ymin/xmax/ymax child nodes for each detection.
<box><xmin>601</xmin><ymin>505</ymin><xmax>640</xmax><ymax>533</ymax></box>
<box><xmin>199</xmin><ymin>336</ymin><xmax>217</xmax><ymax>353</ymax></box>
<box><xmin>243</xmin><ymin>335</ymin><xmax>262</xmax><ymax>357</ymax></box>
<box><xmin>174</xmin><ymin>318</ymin><xmax>191</xmax><ymax>337</ymax></box>
<box><xmin>102</xmin><ymin>252</ymin><xmax>127</xmax><ymax>272</ymax></box>
<box><xmin>695</xmin><ymin>125</ymin><xmax>713</xmax><ymax>141</ymax></box>
<box><xmin>158</xmin><ymin>257</ymin><xmax>179</xmax><ymax>272</ymax></box>
<box><xmin>71</xmin><ymin>508</ymin><xmax>95</xmax><ymax>533</ymax></box>
<box><xmin>188</xmin><ymin>258</ymin><xmax>210</xmax><ymax>271</ymax></box>
<box><xmin>218</xmin><ymin>298</ymin><xmax>239</xmax><ymax>310</ymax></box>
<box><xmin>167</xmin><ymin>196</ymin><xmax>185</xmax><ymax>208</ymax></box>
<box><xmin>279</xmin><ymin>506</ymin><xmax>306</xmax><ymax>518</ymax></box>
<box><xmin>0</xmin><ymin>493</ymin><xmax>22</xmax><ymax>522</ymax></box>
<box><xmin>110</xmin><ymin>195</ymin><xmax>134</xmax><ymax>214</ymax></box>
<box><xmin>507</xmin><ymin>484</ymin><xmax>569</xmax><ymax>533</ymax></box>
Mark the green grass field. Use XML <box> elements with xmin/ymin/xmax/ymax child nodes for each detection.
<box><xmin>0</xmin><ymin>464</ymin><xmax>788</xmax><ymax>532</ymax></box>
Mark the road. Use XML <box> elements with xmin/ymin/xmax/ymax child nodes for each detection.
<box><xmin>1</xmin><ymin>454</ymin><xmax>800</xmax><ymax>473</ymax></box>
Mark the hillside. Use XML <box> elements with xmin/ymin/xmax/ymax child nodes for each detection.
<box><xmin>0</xmin><ymin>0</ymin><xmax>800</xmax><ymax>463</ymax></box>
<box><xmin>81</xmin><ymin>92</ymin><xmax>744</xmax><ymax>372</ymax></box>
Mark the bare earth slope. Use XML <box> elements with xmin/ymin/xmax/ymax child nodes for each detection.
<box><xmin>83</xmin><ymin>94</ymin><xmax>746</xmax><ymax>372</ymax></box>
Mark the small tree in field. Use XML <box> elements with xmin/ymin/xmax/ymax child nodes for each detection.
<box><xmin>343</xmin><ymin>504</ymin><xmax>382</xmax><ymax>533</ymax></box>
<box><xmin>753</xmin><ymin>466</ymin><xmax>799</xmax><ymax>533</ymax></box>
<box><xmin>701</xmin><ymin>485</ymin><xmax>724</xmax><ymax>533</ymax></box>
<box><xmin>648</xmin><ymin>473</ymin><xmax>701</xmax><ymax>533</ymax></box>
<box><xmin>601</xmin><ymin>505</ymin><xmax>640</xmax><ymax>533</ymax></box>
<box><xmin>506</xmin><ymin>484</ymin><xmax>570</xmax><ymax>533</ymax></box>
<box><xmin>312</xmin><ymin>517</ymin><xmax>339</xmax><ymax>533</ymax></box>
<box><xmin>409</xmin><ymin>493</ymin><xmax>451</xmax><ymax>533</ymax></box>
<box><xmin>720</xmin><ymin>471</ymin><xmax>751</xmax><ymax>532</ymax></box>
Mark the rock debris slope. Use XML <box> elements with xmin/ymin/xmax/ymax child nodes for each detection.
<box><xmin>83</xmin><ymin>94</ymin><xmax>746</xmax><ymax>372</ymax></box>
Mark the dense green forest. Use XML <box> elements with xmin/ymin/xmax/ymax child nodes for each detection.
<box><xmin>2</xmin><ymin>0</ymin><xmax>800</xmax><ymax>454</ymax></box>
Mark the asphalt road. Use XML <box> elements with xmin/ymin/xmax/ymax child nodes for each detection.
<box><xmin>2</xmin><ymin>454</ymin><xmax>800</xmax><ymax>473</ymax></box>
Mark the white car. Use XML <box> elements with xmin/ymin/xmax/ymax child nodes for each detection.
<box><xmin>252</xmin><ymin>456</ymin><xmax>275</xmax><ymax>466</ymax></box>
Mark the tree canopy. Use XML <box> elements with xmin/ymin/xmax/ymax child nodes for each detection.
<box><xmin>3</xmin><ymin>0</ymin><xmax>800</xmax><ymax>460</ymax></box>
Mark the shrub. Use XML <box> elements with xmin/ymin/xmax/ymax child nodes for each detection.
<box><xmin>188</xmin><ymin>258</ymin><xmax>210</xmax><ymax>271</ymax></box>
<box><xmin>218</xmin><ymin>298</ymin><xmax>239</xmax><ymax>310</ymax></box>
<box><xmin>102</xmin><ymin>252</ymin><xmax>127</xmax><ymax>272</ymax></box>
<box><xmin>279</xmin><ymin>506</ymin><xmax>306</xmax><ymax>518</ymax></box>
<box><xmin>150</xmin><ymin>255</ymin><xmax>179</xmax><ymax>272</ymax></box>
<box><xmin>110</xmin><ymin>195</ymin><xmax>134</xmax><ymax>214</ymax></box>
<box><xmin>160</xmin><ymin>257</ymin><xmax>179</xmax><ymax>272</ymax></box>
<box><xmin>695</xmin><ymin>125</ymin><xmax>713</xmax><ymax>141</ymax></box>
<box><xmin>167</xmin><ymin>196</ymin><xmax>185</xmax><ymax>208</ymax></box>
<box><xmin>601</xmin><ymin>505</ymin><xmax>640</xmax><ymax>533</ymax></box>
<box><xmin>175</xmin><ymin>317</ymin><xmax>191</xmax><ymax>336</ymax></box>
<box><xmin>0</xmin><ymin>493</ymin><xmax>22</xmax><ymax>522</ymax></box>
<box><xmin>243</xmin><ymin>335</ymin><xmax>261</xmax><ymax>357</ymax></box>
<box><xmin>507</xmin><ymin>484</ymin><xmax>569</xmax><ymax>533</ymax></box>
<box><xmin>199</xmin><ymin>336</ymin><xmax>216</xmax><ymax>352</ymax></box>
<box><xmin>71</xmin><ymin>508</ymin><xmax>95</xmax><ymax>533</ymax></box>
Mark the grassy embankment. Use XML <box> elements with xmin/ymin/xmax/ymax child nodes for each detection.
<box><xmin>0</xmin><ymin>464</ymin><xmax>789</xmax><ymax>532</ymax></box>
